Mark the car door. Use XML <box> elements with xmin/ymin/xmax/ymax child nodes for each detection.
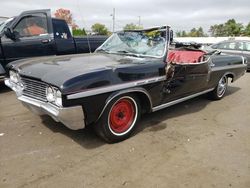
<box><xmin>163</xmin><ymin>60</ymin><xmax>210</xmax><ymax>103</ymax></box>
<box><xmin>243</xmin><ymin>41</ymin><xmax>250</xmax><ymax>63</ymax></box>
<box><xmin>1</xmin><ymin>10</ymin><xmax>56</xmax><ymax>63</ymax></box>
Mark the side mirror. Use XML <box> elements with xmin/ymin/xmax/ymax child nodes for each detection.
<box><xmin>4</xmin><ymin>28</ymin><xmax>17</xmax><ymax>40</ymax></box>
<box><xmin>165</xmin><ymin>26</ymin><xmax>174</xmax><ymax>44</ymax></box>
<box><xmin>170</xmin><ymin>30</ymin><xmax>173</xmax><ymax>44</ymax></box>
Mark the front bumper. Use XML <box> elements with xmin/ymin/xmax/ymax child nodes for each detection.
<box><xmin>0</xmin><ymin>64</ymin><xmax>6</xmax><ymax>81</ymax></box>
<box><xmin>5</xmin><ymin>79</ymin><xmax>85</xmax><ymax>130</ymax></box>
<box><xmin>0</xmin><ymin>75</ymin><xmax>5</xmax><ymax>81</ymax></box>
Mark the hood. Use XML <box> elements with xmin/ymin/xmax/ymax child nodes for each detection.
<box><xmin>9</xmin><ymin>53</ymin><xmax>148</xmax><ymax>88</ymax></box>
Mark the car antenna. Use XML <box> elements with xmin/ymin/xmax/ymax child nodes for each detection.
<box><xmin>75</xmin><ymin>0</ymin><xmax>92</xmax><ymax>53</ymax></box>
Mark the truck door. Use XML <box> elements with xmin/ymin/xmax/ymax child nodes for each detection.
<box><xmin>1</xmin><ymin>9</ymin><xmax>56</xmax><ymax>63</ymax></box>
<box><xmin>52</xmin><ymin>18</ymin><xmax>76</xmax><ymax>55</ymax></box>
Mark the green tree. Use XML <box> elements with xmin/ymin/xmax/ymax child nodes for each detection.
<box><xmin>209</xmin><ymin>24</ymin><xmax>226</xmax><ymax>37</ymax></box>
<box><xmin>176</xmin><ymin>30</ymin><xmax>187</xmax><ymax>37</ymax></box>
<box><xmin>91</xmin><ymin>23</ymin><xmax>109</xmax><ymax>35</ymax></box>
<box><xmin>72</xmin><ymin>28</ymin><xmax>87</xmax><ymax>36</ymax></box>
<box><xmin>209</xmin><ymin>19</ymin><xmax>244</xmax><ymax>37</ymax></box>
<box><xmin>123</xmin><ymin>23</ymin><xmax>143</xmax><ymax>30</ymax></box>
<box><xmin>224</xmin><ymin>19</ymin><xmax>243</xmax><ymax>36</ymax></box>
<box><xmin>244</xmin><ymin>22</ymin><xmax>250</xmax><ymax>36</ymax></box>
<box><xmin>175</xmin><ymin>27</ymin><xmax>207</xmax><ymax>37</ymax></box>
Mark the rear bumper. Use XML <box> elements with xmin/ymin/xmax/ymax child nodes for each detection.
<box><xmin>5</xmin><ymin>79</ymin><xmax>85</xmax><ymax>130</ymax></box>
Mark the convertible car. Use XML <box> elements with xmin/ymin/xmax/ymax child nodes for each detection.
<box><xmin>5</xmin><ymin>26</ymin><xmax>247</xmax><ymax>143</ymax></box>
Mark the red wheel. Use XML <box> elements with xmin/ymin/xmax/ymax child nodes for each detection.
<box><xmin>94</xmin><ymin>95</ymin><xmax>140</xmax><ymax>143</ymax></box>
<box><xmin>109</xmin><ymin>98</ymin><xmax>137</xmax><ymax>135</ymax></box>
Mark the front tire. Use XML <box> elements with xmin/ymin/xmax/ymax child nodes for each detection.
<box><xmin>208</xmin><ymin>75</ymin><xmax>228</xmax><ymax>100</ymax></box>
<box><xmin>94</xmin><ymin>94</ymin><xmax>141</xmax><ymax>143</ymax></box>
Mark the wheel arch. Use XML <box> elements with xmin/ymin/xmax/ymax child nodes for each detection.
<box><xmin>96</xmin><ymin>87</ymin><xmax>153</xmax><ymax>122</ymax></box>
<box><xmin>223</xmin><ymin>72</ymin><xmax>235</xmax><ymax>83</ymax></box>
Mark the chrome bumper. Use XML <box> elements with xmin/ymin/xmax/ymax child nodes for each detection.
<box><xmin>5</xmin><ymin>79</ymin><xmax>85</xmax><ymax>130</ymax></box>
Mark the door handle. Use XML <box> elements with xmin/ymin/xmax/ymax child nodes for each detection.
<box><xmin>41</xmin><ymin>39</ymin><xmax>50</xmax><ymax>44</ymax></box>
<box><xmin>210</xmin><ymin>62</ymin><xmax>215</xmax><ymax>67</ymax></box>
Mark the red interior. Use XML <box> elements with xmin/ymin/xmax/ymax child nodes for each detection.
<box><xmin>167</xmin><ymin>50</ymin><xmax>205</xmax><ymax>64</ymax></box>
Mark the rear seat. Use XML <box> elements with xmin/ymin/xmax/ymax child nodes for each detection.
<box><xmin>167</xmin><ymin>50</ymin><xmax>206</xmax><ymax>64</ymax></box>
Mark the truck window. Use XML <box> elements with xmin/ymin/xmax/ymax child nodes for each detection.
<box><xmin>13</xmin><ymin>13</ymin><xmax>48</xmax><ymax>38</ymax></box>
<box><xmin>52</xmin><ymin>19</ymin><xmax>72</xmax><ymax>39</ymax></box>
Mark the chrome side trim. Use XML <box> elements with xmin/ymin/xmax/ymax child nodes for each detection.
<box><xmin>67</xmin><ymin>76</ymin><xmax>166</xmax><ymax>100</ymax></box>
<box><xmin>152</xmin><ymin>88</ymin><xmax>214</xmax><ymax>112</ymax></box>
<box><xmin>97</xmin><ymin>87</ymin><xmax>153</xmax><ymax>121</ymax></box>
<box><xmin>212</xmin><ymin>64</ymin><xmax>247</xmax><ymax>72</ymax></box>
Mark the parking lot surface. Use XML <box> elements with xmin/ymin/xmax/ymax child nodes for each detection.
<box><xmin>0</xmin><ymin>74</ymin><xmax>250</xmax><ymax>188</ymax></box>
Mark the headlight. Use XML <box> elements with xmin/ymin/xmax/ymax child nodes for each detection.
<box><xmin>46</xmin><ymin>86</ymin><xmax>56</xmax><ymax>102</ymax></box>
<box><xmin>55</xmin><ymin>90</ymin><xmax>62</xmax><ymax>106</ymax></box>
<box><xmin>9</xmin><ymin>70</ymin><xmax>18</xmax><ymax>83</ymax></box>
<box><xmin>46</xmin><ymin>86</ymin><xmax>62</xmax><ymax>106</ymax></box>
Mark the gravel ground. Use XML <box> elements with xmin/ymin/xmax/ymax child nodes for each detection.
<box><xmin>0</xmin><ymin>73</ymin><xmax>250</xmax><ymax>188</ymax></box>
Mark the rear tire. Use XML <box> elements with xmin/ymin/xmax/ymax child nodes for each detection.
<box><xmin>94</xmin><ymin>94</ymin><xmax>141</xmax><ymax>143</ymax></box>
<box><xmin>208</xmin><ymin>75</ymin><xmax>228</xmax><ymax>100</ymax></box>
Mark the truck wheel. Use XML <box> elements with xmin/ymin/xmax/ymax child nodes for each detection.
<box><xmin>209</xmin><ymin>75</ymin><xmax>228</xmax><ymax>100</ymax></box>
<box><xmin>94</xmin><ymin>95</ymin><xmax>141</xmax><ymax>143</ymax></box>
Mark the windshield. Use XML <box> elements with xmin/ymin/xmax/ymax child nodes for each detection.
<box><xmin>96</xmin><ymin>28</ymin><xmax>167</xmax><ymax>58</ymax></box>
<box><xmin>0</xmin><ymin>18</ymin><xmax>14</xmax><ymax>33</ymax></box>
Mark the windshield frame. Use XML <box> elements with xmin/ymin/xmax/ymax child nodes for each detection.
<box><xmin>96</xmin><ymin>26</ymin><xmax>169</xmax><ymax>59</ymax></box>
<box><xmin>0</xmin><ymin>17</ymin><xmax>14</xmax><ymax>34</ymax></box>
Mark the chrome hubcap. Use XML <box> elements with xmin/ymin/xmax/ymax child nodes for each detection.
<box><xmin>217</xmin><ymin>76</ymin><xmax>227</xmax><ymax>97</ymax></box>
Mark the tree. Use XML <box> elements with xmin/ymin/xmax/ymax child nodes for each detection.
<box><xmin>209</xmin><ymin>19</ymin><xmax>244</xmax><ymax>37</ymax></box>
<box><xmin>91</xmin><ymin>23</ymin><xmax>109</xmax><ymax>35</ymax></box>
<box><xmin>175</xmin><ymin>27</ymin><xmax>207</xmax><ymax>37</ymax></box>
<box><xmin>72</xmin><ymin>28</ymin><xmax>87</xmax><ymax>36</ymax></box>
<box><xmin>123</xmin><ymin>23</ymin><xmax>143</xmax><ymax>30</ymax></box>
<box><xmin>244</xmin><ymin>22</ymin><xmax>250</xmax><ymax>36</ymax></box>
<box><xmin>224</xmin><ymin>19</ymin><xmax>243</xmax><ymax>36</ymax></box>
<box><xmin>54</xmin><ymin>8</ymin><xmax>78</xmax><ymax>29</ymax></box>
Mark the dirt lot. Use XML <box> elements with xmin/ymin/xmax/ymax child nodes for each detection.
<box><xmin>0</xmin><ymin>73</ymin><xmax>250</xmax><ymax>188</ymax></box>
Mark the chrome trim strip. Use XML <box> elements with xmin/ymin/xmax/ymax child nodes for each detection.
<box><xmin>241</xmin><ymin>56</ymin><xmax>246</xmax><ymax>65</ymax></box>
<box><xmin>0</xmin><ymin>75</ymin><xmax>5</xmax><ymax>81</ymax></box>
<box><xmin>152</xmin><ymin>88</ymin><xmax>214</xmax><ymax>112</ymax></box>
<box><xmin>212</xmin><ymin>64</ymin><xmax>247</xmax><ymax>72</ymax></box>
<box><xmin>67</xmin><ymin>76</ymin><xmax>166</xmax><ymax>100</ymax></box>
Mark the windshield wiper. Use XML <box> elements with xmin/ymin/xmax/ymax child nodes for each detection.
<box><xmin>96</xmin><ymin>48</ymin><xmax>110</xmax><ymax>53</ymax></box>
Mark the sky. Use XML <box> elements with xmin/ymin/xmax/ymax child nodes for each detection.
<box><xmin>1</xmin><ymin>0</ymin><xmax>250</xmax><ymax>33</ymax></box>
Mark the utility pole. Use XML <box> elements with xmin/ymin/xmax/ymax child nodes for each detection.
<box><xmin>111</xmin><ymin>8</ymin><xmax>115</xmax><ymax>33</ymax></box>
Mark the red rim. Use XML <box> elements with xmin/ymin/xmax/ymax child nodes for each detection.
<box><xmin>109</xmin><ymin>98</ymin><xmax>136</xmax><ymax>134</ymax></box>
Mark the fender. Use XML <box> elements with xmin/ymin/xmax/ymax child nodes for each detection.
<box><xmin>222</xmin><ymin>71</ymin><xmax>236</xmax><ymax>82</ymax></box>
<box><xmin>96</xmin><ymin>87</ymin><xmax>153</xmax><ymax>122</ymax></box>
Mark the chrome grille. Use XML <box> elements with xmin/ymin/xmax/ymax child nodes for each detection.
<box><xmin>21</xmin><ymin>77</ymin><xmax>48</xmax><ymax>102</ymax></box>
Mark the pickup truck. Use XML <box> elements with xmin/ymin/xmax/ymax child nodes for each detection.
<box><xmin>0</xmin><ymin>9</ymin><xmax>107</xmax><ymax>79</ymax></box>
